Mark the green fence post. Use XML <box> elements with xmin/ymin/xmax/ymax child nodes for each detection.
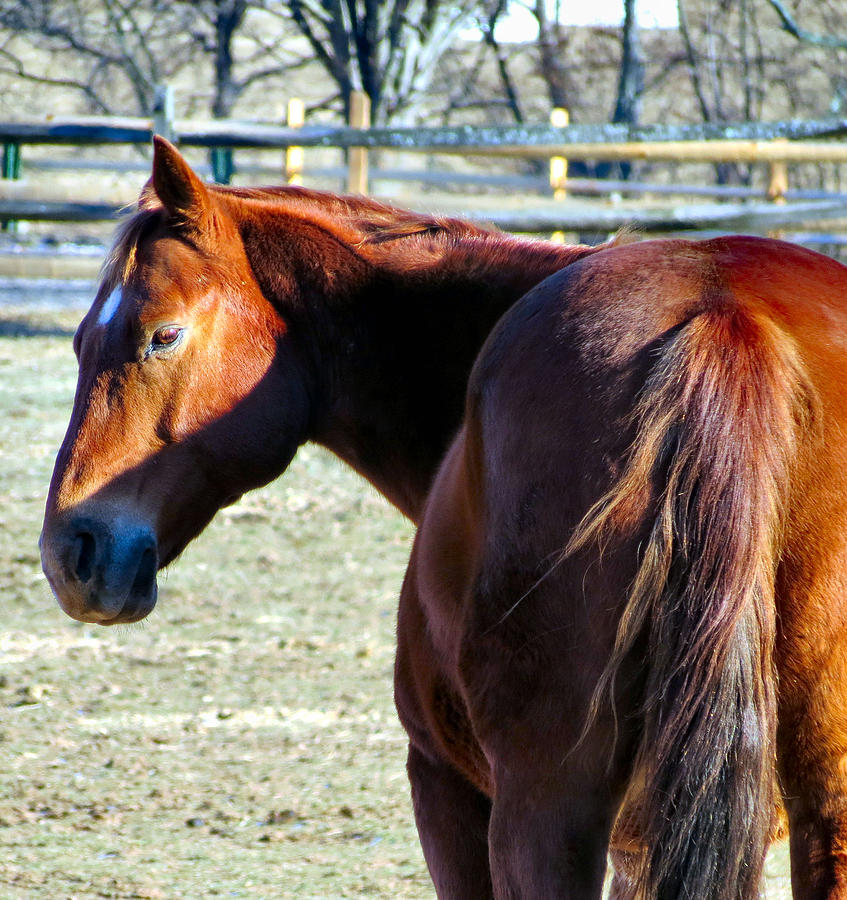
<box><xmin>210</xmin><ymin>146</ymin><xmax>234</xmax><ymax>184</ymax></box>
<box><xmin>2</xmin><ymin>141</ymin><xmax>21</xmax><ymax>232</ymax></box>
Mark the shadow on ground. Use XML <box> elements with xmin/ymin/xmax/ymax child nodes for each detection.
<box><xmin>0</xmin><ymin>316</ymin><xmax>77</xmax><ymax>338</ymax></box>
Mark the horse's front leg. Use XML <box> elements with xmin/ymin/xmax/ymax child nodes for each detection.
<box><xmin>395</xmin><ymin>531</ymin><xmax>494</xmax><ymax>899</ymax></box>
<box><xmin>407</xmin><ymin>743</ymin><xmax>493</xmax><ymax>899</ymax></box>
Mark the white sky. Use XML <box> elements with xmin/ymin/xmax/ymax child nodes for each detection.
<box><xmin>484</xmin><ymin>0</ymin><xmax>679</xmax><ymax>40</ymax></box>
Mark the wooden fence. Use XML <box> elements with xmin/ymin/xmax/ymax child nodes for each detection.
<box><xmin>4</xmin><ymin>93</ymin><xmax>847</xmax><ymax>234</ymax></box>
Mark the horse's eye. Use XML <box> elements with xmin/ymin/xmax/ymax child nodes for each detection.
<box><xmin>151</xmin><ymin>325</ymin><xmax>183</xmax><ymax>349</ymax></box>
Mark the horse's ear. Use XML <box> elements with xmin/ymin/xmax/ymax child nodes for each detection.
<box><xmin>149</xmin><ymin>135</ymin><xmax>211</xmax><ymax>223</ymax></box>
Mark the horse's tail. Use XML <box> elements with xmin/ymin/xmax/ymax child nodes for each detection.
<box><xmin>568</xmin><ymin>303</ymin><xmax>813</xmax><ymax>899</ymax></box>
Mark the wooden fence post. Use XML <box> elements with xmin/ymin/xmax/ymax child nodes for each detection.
<box><xmin>549</xmin><ymin>107</ymin><xmax>569</xmax><ymax>199</ymax></box>
<box><xmin>347</xmin><ymin>90</ymin><xmax>371</xmax><ymax>195</ymax></box>
<box><xmin>768</xmin><ymin>137</ymin><xmax>789</xmax><ymax>204</ymax></box>
<box><xmin>285</xmin><ymin>98</ymin><xmax>305</xmax><ymax>185</ymax></box>
<box><xmin>550</xmin><ymin>107</ymin><xmax>569</xmax><ymax>242</ymax></box>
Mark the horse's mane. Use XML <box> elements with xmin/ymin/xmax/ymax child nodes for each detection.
<box><xmin>215</xmin><ymin>183</ymin><xmax>495</xmax><ymax>248</ymax></box>
<box><xmin>212</xmin><ymin>184</ymin><xmax>614</xmax><ymax>277</ymax></box>
<box><xmin>104</xmin><ymin>182</ymin><xmax>616</xmax><ymax>286</ymax></box>
<box><xmin>102</xmin><ymin>207</ymin><xmax>163</xmax><ymax>285</ymax></box>
<box><xmin>104</xmin><ymin>183</ymin><xmax>494</xmax><ymax>280</ymax></box>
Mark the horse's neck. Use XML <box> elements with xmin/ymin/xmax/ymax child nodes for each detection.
<box><xmin>312</xmin><ymin>232</ymin><xmax>602</xmax><ymax>520</ymax></box>
<box><xmin>238</xmin><ymin>203</ymin><xmax>602</xmax><ymax>519</ymax></box>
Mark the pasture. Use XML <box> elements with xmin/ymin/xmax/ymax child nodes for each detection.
<box><xmin>0</xmin><ymin>296</ymin><xmax>426</xmax><ymax>898</ymax></box>
<box><xmin>0</xmin><ymin>289</ymin><xmax>793</xmax><ymax>898</ymax></box>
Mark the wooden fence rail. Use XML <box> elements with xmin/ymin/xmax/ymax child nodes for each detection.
<box><xmin>4</xmin><ymin>114</ymin><xmax>847</xmax><ymax>150</ymax></box>
<box><xmin>4</xmin><ymin>105</ymin><xmax>847</xmax><ymax>233</ymax></box>
<box><xmin>4</xmin><ymin>197</ymin><xmax>847</xmax><ymax>235</ymax></box>
<box><xmin>16</xmin><ymin>156</ymin><xmax>847</xmax><ymax>201</ymax></box>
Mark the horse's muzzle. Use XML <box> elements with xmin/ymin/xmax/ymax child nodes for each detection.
<box><xmin>40</xmin><ymin>514</ymin><xmax>159</xmax><ymax>624</ymax></box>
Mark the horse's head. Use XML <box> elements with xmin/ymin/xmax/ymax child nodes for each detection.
<box><xmin>40</xmin><ymin>138</ymin><xmax>310</xmax><ymax>624</ymax></box>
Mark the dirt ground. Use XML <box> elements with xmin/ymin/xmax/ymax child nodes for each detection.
<box><xmin>1</xmin><ymin>301</ymin><xmax>428</xmax><ymax>899</ymax></box>
<box><xmin>0</xmin><ymin>299</ymin><xmax>793</xmax><ymax>899</ymax></box>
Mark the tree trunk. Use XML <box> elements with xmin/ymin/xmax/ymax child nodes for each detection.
<box><xmin>609</xmin><ymin>0</ymin><xmax>643</xmax><ymax>179</ymax></box>
<box><xmin>210</xmin><ymin>0</ymin><xmax>248</xmax><ymax>183</ymax></box>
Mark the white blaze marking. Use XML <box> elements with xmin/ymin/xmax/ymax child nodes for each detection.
<box><xmin>97</xmin><ymin>287</ymin><xmax>123</xmax><ymax>327</ymax></box>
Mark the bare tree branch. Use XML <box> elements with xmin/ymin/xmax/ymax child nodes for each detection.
<box><xmin>677</xmin><ymin>0</ymin><xmax>715</xmax><ymax>123</ymax></box>
<box><xmin>477</xmin><ymin>0</ymin><xmax>525</xmax><ymax>122</ymax></box>
<box><xmin>0</xmin><ymin>46</ymin><xmax>113</xmax><ymax>112</ymax></box>
<box><xmin>532</xmin><ymin>0</ymin><xmax>570</xmax><ymax>110</ymax></box>
<box><xmin>765</xmin><ymin>0</ymin><xmax>847</xmax><ymax>50</ymax></box>
<box><xmin>0</xmin><ymin>0</ymin><xmax>200</xmax><ymax>114</ymax></box>
<box><xmin>282</xmin><ymin>0</ymin><xmax>478</xmax><ymax>123</ymax></box>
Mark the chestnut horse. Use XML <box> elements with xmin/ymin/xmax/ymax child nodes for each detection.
<box><xmin>41</xmin><ymin>138</ymin><xmax>847</xmax><ymax>899</ymax></box>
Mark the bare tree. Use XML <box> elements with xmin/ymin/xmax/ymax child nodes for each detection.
<box><xmin>612</xmin><ymin>0</ymin><xmax>643</xmax><ymax>126</ymax></box>
<box><xmin>430</xmin><ymin>2</ymin><xmax>530</xmax><ymax>127</ymax></box>
<box><xmin>532</xmin><ymin>0</ymin><xmax>571</xmax><ymax>110</ymax></box>
<box><xmin>525</xmin><ymin>0</ymin><xmax>642</xmax><ymax>178</ymax></box>
<box><xmin>762</xmin><ymin>0</ymin><xmax>847</xmax><ymax>114</ymax></box>
<box><xmin>0</xmin><ymin>0</ymin><xmax>202</xmax><ymax>114</ymax></box>
<box><xmin>280</xmin><ymin>0</ymin><xmax>480</xmax><ymax>123</ymax></box>
<box><xmin>476</xmin><ymin>0</ymin><xmax>527</xmax><ymax>122</ymax></box>
<box><xmin>676</xmin><ymin>0</ymin><xmax>768</xmax><ymax>183</ymax></box>
<box><xmin>185</xmin><ymin>1</ymin><xmax>316</xmax><ymax>119</ymax></box>
<box><xmin>604</xmin><ymin>0</ymin><xmax>643</xmax><ymax>179</ymax></box>
<box><xmin>0</xmin><ymin>1</ymin><xmax>307</xmax><ymax>119</ymax></box>
<box><xmin>0</xmin><ymin>0</ymin><xmax>485</xmax><ymax>127</ymax></box>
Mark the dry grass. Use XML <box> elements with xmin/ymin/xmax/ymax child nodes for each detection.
<box><xmin>0</xmin><ymin>302</ymin><xmax>427</xmax><ymax>899</ymax></box>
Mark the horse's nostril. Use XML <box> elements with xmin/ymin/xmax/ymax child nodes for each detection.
<box><xmin>73</xmin><ymin>531</ymin><xmax>97</xmax><ymax>583</ymax></box>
